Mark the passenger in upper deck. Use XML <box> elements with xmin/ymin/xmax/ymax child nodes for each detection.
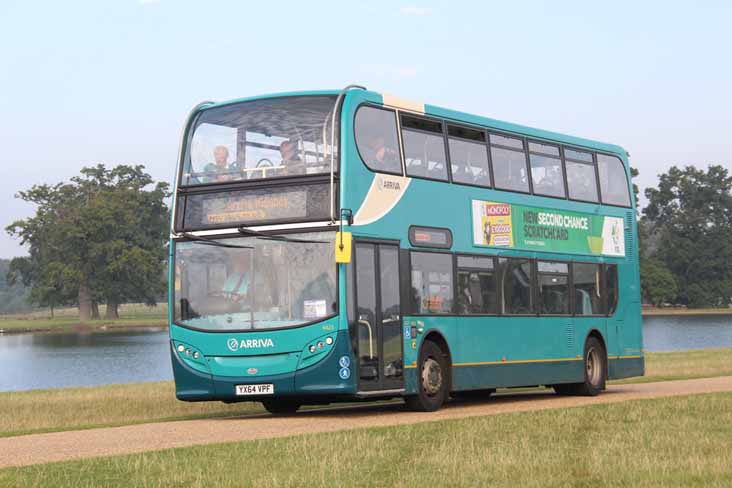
<box><xmin>366</xmin><ymin>135</ymin><xmax>400</xmax><ymax>170</ymax></box>
<box><xmin>279</xmin><ymin>140</ymin><xmax>306</xmax><ymax>175</ymax></box>
<box><xmin>203</xmin><ymin>145</ymin><xmax>233</xmax><ymax>183</ymax></box>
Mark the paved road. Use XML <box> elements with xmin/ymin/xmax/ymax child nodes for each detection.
<box><xmin>2</xmin><ymin>376</ymin><xmax>732</xmax><ymax>469</ymax></box>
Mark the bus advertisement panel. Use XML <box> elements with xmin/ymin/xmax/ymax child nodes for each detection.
<box><xmin>472</xmin><ymin>199</ymin><xmax>625</xmax><ymax>257</ymax></box>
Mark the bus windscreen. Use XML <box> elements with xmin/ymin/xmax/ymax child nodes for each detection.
<box><xmin>181</xmin><ymin>95</ymin><xmax>338</xmax><ymax>186</ymax></box>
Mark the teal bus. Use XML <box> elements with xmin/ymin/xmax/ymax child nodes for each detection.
<box><xmin>169</xmin><ymin>85</ymin><xmax>643</xmax><ymax>413</ymax></box>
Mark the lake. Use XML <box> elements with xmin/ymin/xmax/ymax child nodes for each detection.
<box><xmin>0</xmin><ymin>315</ymin><xmax>731</xmax><ymax>392</ymax></box>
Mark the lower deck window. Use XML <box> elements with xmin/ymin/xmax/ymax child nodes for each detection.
<box><xmin>456</xmin><ymin>256</ymin><xmax>497</xmax><ymax>314</ymax></box>
<box><xmin>574</xmin><ymin>262</ymin><xmax>603</xmax><ymax>315</ymax></box>
<box><xmin>410</xmin><ymin>252</ymin><xmax>453</xmax><ymax>314</ymax></box>
<box><xmin>537</xmin><ymin>261</ymin><xmax>570</xmax><ymax>315</ymax></box>
<box><xmin>499</xmin><ymin>258</ymin><xmax>534</xmax><ymax>314</ymax></box>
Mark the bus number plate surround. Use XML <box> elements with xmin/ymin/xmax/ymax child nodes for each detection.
<box><xmin>235</xmin><ymin>384</ymin><xmax>274</xmax><ymax>396</ymax></box>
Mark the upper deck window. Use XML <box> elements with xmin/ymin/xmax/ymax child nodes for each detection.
<box><xmin>448</xmin><ymin>125</ymin><xmax>491</xmax><ymax>187</ymax></box>
<box><xmin>597</xmin><ymin>154</ymin><xmax>631</xmax><ymax>207</ymax></box>
<box><xmin>402</xmin><ymin>115</ymin><xmax>449</xmax><ymax>181</ymax></box>
<box><xmin>490</xmin><ymin>134</ymin><xmax>530</xmax><ymax>193</ymax></box>
<box><xmin>182</xmin><ymin>95</ymin><xmax>338</xmax><ymax>186</ymax></box>
<box><xmin>528</xmin><ymin>141</ymin><xmax>565</xmax><ymax>198</ymax></box>
<box><xmin>354</xmin><ymin>106</ymin><xmax>402</xmax><ymax>175</ymax></box>
<box><xmin>564</xmin><ymin>148</ymin><xmax>599</xmax><ymax>203</ymax></box>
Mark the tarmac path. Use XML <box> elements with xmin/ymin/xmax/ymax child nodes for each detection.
<box><xmin>1</xmin><ymin>376</ymin><xmax>731</xmax><ymax>469</ymax></box>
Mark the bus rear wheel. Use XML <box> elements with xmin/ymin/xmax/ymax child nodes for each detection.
<box><xmin>262</xmin><ymin>399</ymin><xmax>301</xmax><ymax>415</ymax></box>
<box><xmin>405</xmin><ymin>340</ymin><xmax>450</xmax><ymax>412</ymax></box>
<box><xmin>553</xmin><ymin>336</ymin><xmax>606</xmax><ymax>396</ymax></box>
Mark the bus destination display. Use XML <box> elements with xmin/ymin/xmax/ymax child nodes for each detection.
<box><xmin>180</xmin><ymin>184</ymin><xmax>330</xmax><ymax>230</ymax></box>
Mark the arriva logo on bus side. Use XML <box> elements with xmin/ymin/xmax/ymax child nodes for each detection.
<box><xmin>227</xmin><ymin>338</ymin><xmax>274</xmax><ymax>352</ymax></box>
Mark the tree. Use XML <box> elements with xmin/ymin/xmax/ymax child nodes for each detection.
<box><xmin>630</xmin><ymin>166</ymin><xmax>640</xmax><ymax>210</ymax></box>
<box><xmin>640</xmin><ymin>259</ymin><xmax>678</xmax><ymax>307</ymax></box>
<box><xmin>643</xmin><ymin>165</ymin><xmax>732</xmax><ymax>308</ymax></box>
<box><xmin>0</xmin><ymin>258</ymin><xmax>35</xmax><ymax>314</ymax></box>
<box><xmin>6</xmin><ymin>164</ymin><xmax>170</xmax><ymax>321</ymax></box>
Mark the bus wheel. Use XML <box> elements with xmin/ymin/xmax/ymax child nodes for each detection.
<box><xmin>262</xmin><ymin>399</ymin><xmax>301</xmax><ymax>415</ymax></box>
<box><xmin>405</xmin><ymin>341</ymin><xmax>450</xmax><ymax>412</ymax></box>
<box><xmin>553</xmin><ymin>336</ymin><xmax>606</xmax><ymax>396</ymax></box>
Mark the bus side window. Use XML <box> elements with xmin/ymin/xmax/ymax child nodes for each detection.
<box><xmin>448</xmin><ymin>125</ymin><xmax>491</xmax><ymax>187</ymax></box>
<box><xmin>402</xmin><ymin>115</ymin><xmax>449</xmax><ymax>182</ymax></box>
<box><xmin>456</xmin><ymin>255</ymin><xmax>497</xmax><ymax>314</ymax></box>
<box><xmin>573</xmin><ymin>262</ymin><xmax>603</xmax><ymax>315</ymax></box>
<box><xmin>499</xmin><ymin>257</ymin><xmax>534</xmax><ymax>315</ymax></box>
<box><xmin>354</xmin><ymin>106</ymin><xmax>402</xmax><ymax>175</ymax></box>
<box><xmin>490</xmin><ymin>134</ymin><xmax>530</xmax><ymax>193</ymax></box>
<box><xmin>410</xmin><ymin>252</ymin><xmax>453</xmax><ymax>314</ymax></box>
<box><xmin>597</xmin><ymin>154</ymin><xmax>631</xmax><ymax>207</ymax></box>
<box><xmin>528</xmin><ymin>142</ymin><xmax>565</xmax><ymax>199</ymax></box>
<box><xmin>537</xmin><ymin>261</ymin><xmax>570</xmax><ymax>315</ymax></box>
<box><xmin>565</xmin><ymin>148</ymin><xmax>599</xmax><ymax>203</ymax></box>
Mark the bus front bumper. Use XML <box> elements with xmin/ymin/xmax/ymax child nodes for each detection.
<box><xmin>171</xmin><ymin>330</ymin><xmax>356</xmax><ymax>402</ymax></box>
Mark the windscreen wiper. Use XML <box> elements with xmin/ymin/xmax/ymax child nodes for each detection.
<box><xmin>178</xmin><ymin>232</ymin><xmax>254</xmax><ymax>249</ymax></box>
<box><xmin>236</xmin><ymin>227</ymin><xmax>329</xmax><ymax>244</ymax></box>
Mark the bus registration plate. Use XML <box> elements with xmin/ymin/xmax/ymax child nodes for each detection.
<box><xmin>235</xmin><ymin>384</ymin><xmax>274</xmax><ymax>396</ymax></box>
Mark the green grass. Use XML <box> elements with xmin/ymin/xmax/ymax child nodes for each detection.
<box><xmin>0</xmin><ymin>303</ymin><xmax>167</xmax><ymax>331</ymax></box>
<box><xmin>612</xmin><ymin>347</ymin><xmax>732</xmax><ymax>384</ymax></box>
<box><xmin>0</xmin><ymin>382</ymin><xmax>264</xmax><ymax>438</ymax></box>
<box><xmin>1</xmin><ymin>347</ymin><xmax>731</xmax><ymax>439</ymax></box>
<box><xmin>2</xmin><ymin>393</ymin><xmax>731</xmax><ymax>487</ymax></box>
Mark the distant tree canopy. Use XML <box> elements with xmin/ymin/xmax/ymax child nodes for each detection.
<box><xmin>0</xmin><ymin>258</ymin><xmax>35</xmax><ymax>314</ymax></box>
<box><xmin>6</xmin><ymin>165</ymin><xmax>170</xmax><ymax>321</ymax></box>
<box><xmin>641</xmin><ymin>165</ymin><xmax>732</xmax><ymax>308</ymax></box>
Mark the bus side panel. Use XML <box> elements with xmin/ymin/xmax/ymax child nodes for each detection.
<box><xmin>609</xmin><ymin>301</ymin><xmax>645</xmax><ymax>379</ymax></box>
<box><xmin>451</xmin><ymin>316</ymin><xmax>585</xmax><ymax>391</ymax></box>
<box><xmin>453</xmin><ymin>362</ymin><xmax>583</xmax><ymax>390</ymax></box>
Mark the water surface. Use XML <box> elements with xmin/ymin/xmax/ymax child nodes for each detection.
<box><xmin>1</xmin><ymin>314</ymin><xmax>731</xmax><ymax>392</ymax></box>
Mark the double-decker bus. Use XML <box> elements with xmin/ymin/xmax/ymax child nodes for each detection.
<box><xmin>169</xmin><ymin>86</ymin><xmax>643</xmax><ymax>413</ymax></box>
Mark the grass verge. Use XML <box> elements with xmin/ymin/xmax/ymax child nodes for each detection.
<box><xmin>0</xmin><ymin>303</ymin><xmax>167</xmax><ymax>332</ymax></box>
<box><xmin>2</xmin><ymin>393</ymin><xmax>732</xmax><ymax>487</ymax></box>
<box><xmin>0</xmin><ymin>382</ymin><xmax>264</xmax><ymax>438</ymax></box>
<box><xmin>1</xmin><ymin>347</ymin><xmax>731</xmax><ymax>439</ymax></box>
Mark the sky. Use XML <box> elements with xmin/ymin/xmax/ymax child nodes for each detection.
<box><xmin>0</xmin><ymin>0</ymin><xmax>730</xmax><ymax>258</ymax></box>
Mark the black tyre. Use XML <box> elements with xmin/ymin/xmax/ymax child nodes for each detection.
<box><xmin>405</xmin><ymin>341</ymin><xmax>450</xmax><ymax>412</ymax></box>
<box><xmin>262</xmin><ymin>399</ymin><xmax>301</xmax><ymax>415</ymax></box>
<box><xmin>553</xmin><ymin>336</ymin><xmax>607</xmax><ymax>396</ymax></box>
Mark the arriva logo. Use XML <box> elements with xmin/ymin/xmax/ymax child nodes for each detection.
<box><xmin>227</xmin><ymin>338</ymin><xmax>275</xmax><ymax>352</ymax></box>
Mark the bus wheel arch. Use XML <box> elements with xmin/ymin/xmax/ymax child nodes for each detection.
<box><xmin>405</xmin><ymin>330</ymin><xmax>452</xmax><ymax>412</ymax></box>
<box><xmin>556</xmin><ymin>330</ymin><xmax>607</xmax><ymax>396</ymax></box>
<box><xmin>586</xmin><ymin>329</ymin><xmax>607</xmax><ymax>357</ymax></box>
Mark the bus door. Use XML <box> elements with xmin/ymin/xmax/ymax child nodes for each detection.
<box><xmin>354</xmin><ymin>242</ymin><xmax>404</xmax><ymax>392</ymax></box>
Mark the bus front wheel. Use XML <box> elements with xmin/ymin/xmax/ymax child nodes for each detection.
<box><xmin>262</xmin><ymin>399</ymin><xmax>301</xmax><ymax>415</ymax></box>
<box><xmin>554</xmin><ymin>336</ymin><xmax>607</xmax><ymax>396</ymax></box>
<box><xmin>405</xmin><ymin>340</ymin><xmax>450</xmax><ymax>412</ymax></box>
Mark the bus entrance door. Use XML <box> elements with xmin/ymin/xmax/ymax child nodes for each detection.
<box><xmin>354</xmin><ymin>242</ymin><xmax>404</xmax><ymax>392</ymax></box>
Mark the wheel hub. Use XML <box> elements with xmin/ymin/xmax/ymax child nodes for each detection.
<box><xmin>586</xmin><ymin>347</ymin><xmax>601</xmax><ymax>386</ymax></box>
<box><xmin>422</xmin><ymin>357</ymin><xmax>443</xmax><ymax>396</ymax></box>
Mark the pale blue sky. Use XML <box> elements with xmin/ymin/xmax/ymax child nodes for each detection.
<box><xmin>1</xmin><ymin>0</ymin><xmax>730</xmax><ymax>258</ymax></box>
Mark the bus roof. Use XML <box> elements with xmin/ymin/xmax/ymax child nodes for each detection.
<box><xmin>202</xmin><ymin>88</ymin><xmax>628</xmax><ymax>159</ymax></box>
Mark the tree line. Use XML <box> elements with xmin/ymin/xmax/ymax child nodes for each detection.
<box><xmin>639</xmin><ymin>164</ymin><xmax>732</xmax><ymax>308</ymax></box>
<box><xmin>3</xmin><ymin>163</ymin><xmax>731</xmax><ymax>319</ymax></box>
